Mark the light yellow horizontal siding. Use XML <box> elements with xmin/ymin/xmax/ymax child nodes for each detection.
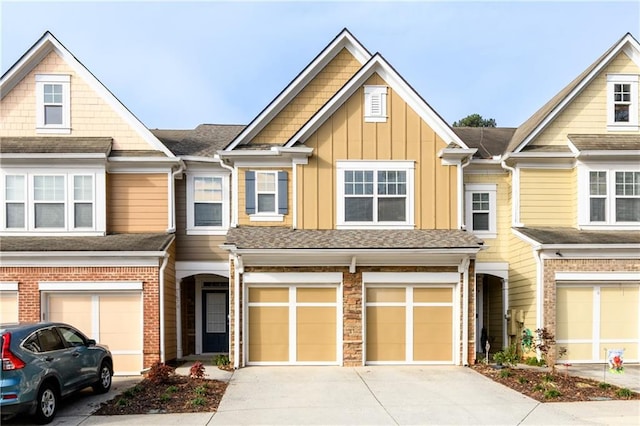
<box><xmin>532</xmin><ymin>52</ymin><xmax>640</xmax><ymax>147</ymax></box>
<box><xmin>508</xmin><ymin>234</ymin><xmax>538</xmax><ymax>332</ymax></box>
<box><xmin>0</xmin><ymin>51</ymin><xmax>158</xmax><ymax>151</ymax></box>
<box><xmin>520</xmin><ymin>168</ymin><xmax>575</xmax><ymax>227</ymax></box>
<box><xmin>107</xmin><ymin>173</ymin><xmax>168</xmax><ymax>232</ymax></box>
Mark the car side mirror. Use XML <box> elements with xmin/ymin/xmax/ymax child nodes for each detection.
<box><xmin>86</xmin><ymin>339</ymin><xmax>96</xmax><ymax>347</ymax></box>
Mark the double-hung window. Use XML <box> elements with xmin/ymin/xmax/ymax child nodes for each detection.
<box><xmin>464</xmin><ymin>184</ymin><xmax>497</xmax><ymax>238</ymax></box>
<box><xmin>337</xmin><ymin>161</ymin><xmax>414</xmax><ymax>228</ymax></box>
<box><xmin>607</xmin><ymin>75</ymin><xmax>638</xmax><ymax>130</ymax></box>
<box><xmin>244</xmin><ymin>170</ymin><xmax>288</xmax><ymax>222</ymax></box>
<box><xmin>581</xmin><ymin>166</ymin><xmax>640</xmax><ymax>226</ymax></box>
<box><xmin>186</xmin><ymin>173</ymin><xmax>229</xmax><ymax>234</ymax></box>
<box><xmin>35</xmin><ymin>74</ymin><xmax>71</xmax><ymax>133</ymax></box>
<box><xmin>2</xmin><ymin>171</ymin><xmax>99</xmax><ymax>233</ymax></box>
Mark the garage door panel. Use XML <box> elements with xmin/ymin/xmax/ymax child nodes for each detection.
<box><xmin>99</xmin><ymin>295</ymin><xmax>142</xmax><ymax>351</ymax></box>
<box><xmin>414</xmin><ymin>307</ymin><xmax>453</xmax><ymax>361</ymax></box>
<box><xmin>249</xmin><ymin>288</ymin><xmax>288</xmax><ymax>303</ymax></box>
<box><xmin>297</xmin><ymin>288</ymin><xmax>335</xmax><ymax>303</ymax></box>
<box><xmin>48</xmin><ymin>294</ymin><xmax>94</xmax><ymax>336</ymax></box>
<box><xmin>113</xmin><ymin>354</ymin><xmax>143</xmax><ymax>373</ymax></box>
<box><xmin>557</xmin><ymin>288</ymin><xmax>593</xmax><ymax>340</ymax></box>
<box><xmin>414</xmin><ymin>288</ymin><xmax>452</xmax><ymax>303</ymax></box>
<box><xmin>562</xmin><ymin>343</ymin><xmax>593</xmax><ymax>361</ymax></box>
<box><xmin>366</xmin><ymin>306</ymin><xmax>406</xmax><ymax>361</ymax></box>
<box><xmin>248</xmin><ymin>306</ymin><xmax>288</xmax><ymax>362</ymax></box>
<box><xmin>297</xmin><ymin>306</ymin><xmax>336</xmax><ymax>362</ymax></box>
<box><xmin>367</xmin><ymin>288</ymin><xmax>405</xmax><ymax>303</ymax></box>
<box><xmin>600</xmin><ymin>287</ymin><xmax>638</xmax><ymax>339</ymax></box>
<box><xmin>0</xmin><ymin>292</ymin><xmax>18</xmax><ymax>323</ymax></box>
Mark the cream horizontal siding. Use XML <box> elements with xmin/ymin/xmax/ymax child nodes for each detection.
<box><xmin>298</xmin><ymin>73</ymin><xmax>458</xmax><ymax>230</ymax></box>
<box><xmin>520</xmin><ymin>168</ymin><xmax>575</xmax><ymax>227</ymax></box>
<box><xmin>107</xmin><ymin>174</ymin><xmax>168</xmax><ymax>232</ymax></box>
<box><xmin>0</xmin><ymin>51</ymin><xmax>157</xmax><ymax>151</ymax></box>
<box><xmin>532</xmin><ymin>52</ymin><xmax>640</xmax><ymax>147</ymax></box>
<box><xmin>253</xmin><ymin>48</ymin><xmax>362</xmax><ymax>144</ymax></box>
<box><xmin>508</xmin><ymin>234</ymin><xmax>538</xmax><ymax>334</ymax></box>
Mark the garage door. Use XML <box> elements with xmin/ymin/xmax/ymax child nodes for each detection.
<box><xmin>366</xmin><ymin>286</ymin><xmax>454</xmax><ymax>364</ymax></box>
<box><xmin>247</xmin><ymin>286</ymin><xmax>338</xmax><ymax>365</ymax></box>
<box><xmin>557</xmin><ymin>285</ymin><xmax>639</xmax><ymax>362</ymax></box>
<box><xmin>46</xmin><ymin>292</ymin><xmax>143</xmax><ymax>374</ymax></box>
<box><xmin>0</xmin><ymin>290</ymin><xmax>18</xmax><ymax>323</ymax></box>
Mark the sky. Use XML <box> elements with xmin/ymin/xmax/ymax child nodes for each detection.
<box><xmin>1</xmin><ymin>1</ymin><xmax>639</xmax><ymax>130</ymax></box>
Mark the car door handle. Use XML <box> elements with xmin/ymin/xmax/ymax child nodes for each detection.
<box><xmin>45</xmin><ymin>356</ymin><xmax>54</xmax><ymax>362</ymax></box>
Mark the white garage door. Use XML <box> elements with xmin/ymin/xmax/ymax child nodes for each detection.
<box><xmin>0</xmin><ymin>291</ymin><xmax>18</xmax><ymax>323</ymax></box>
<box><xmin>46</xmin><ymin>292</ymin><xmax>143</xmax><ymax>375</ymax></box>
<box><xmin>557</xmin><ymin>284</ymin><xmax>639</xmax><ymax>362</ymax></box>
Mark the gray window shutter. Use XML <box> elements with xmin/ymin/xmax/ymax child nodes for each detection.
<box><xmin>278</xmin><ymin>171</ymin><xmax>288</xmax><ymax>214</ymax></box>
<box><xmin>245</xmin><ymin>171</ymin><xmax>255</xmax><ymax>214</ymax></box>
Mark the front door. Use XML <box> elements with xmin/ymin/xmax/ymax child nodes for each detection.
<box><xmin>202</xmin><ymin>290</ymin><xmax>229</xmax><ymax>353</ymax></box>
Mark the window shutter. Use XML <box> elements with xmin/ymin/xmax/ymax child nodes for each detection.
<box><xmin>245</xmin><ymin>171</ymin><xmax>256</xmax><ymax>214</ymax></box>
<box><xmin>278</xmin><ymin>171</ymin><xmax>288</xmax><ymax>214</ymax></box>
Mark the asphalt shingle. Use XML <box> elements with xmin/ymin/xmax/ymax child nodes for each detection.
<box><xmin>0</xmin><ymin>233</ymin><xmax>174</xmax><ymax>252</ymax></box>
<box><xmin>515</xmin><ymin>227</ymin><xmax>640</xmax><ymax>245</ymax></box>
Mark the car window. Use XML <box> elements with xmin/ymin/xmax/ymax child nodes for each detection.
<box><xmin>58</xmin><ymin>326</ymin><xmax>86</xmax><ymax>347</ymax></box>
<box><xmin>37</xmin><ymin>328</ymin><xmax>66</xmax><ymax>352</ymax></box>
<box><xmin>23</xmin><ymin>333</ymin><xmax>42</xmax><ymax>353</ymax></box>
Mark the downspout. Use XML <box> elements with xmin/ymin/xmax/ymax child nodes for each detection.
<box><xmin>460</xmin><ymin>257</ymin><xmax>471</xmax><ymax>366</ymax></box>
<box><xmin>500</xmin><ymin>158</ymin><xmax>522</xmax><ymax>227</ymax></box>
<box><xmin>233</xmin><ymin>254</ymin><xmax>243</xmax><ymax>369</ymax></box>
<box><xmin>176</xmin><ymin>278</ymin><xmax>182</xmax><ymax>359</ymax></box>
<box><xmin>502</xmin><ymin>278</ymin><xmax>509</xmax><ymax>349</ymax></box>
<box><xmin>458</xmin><ymin>157</ymin><xmax>473</xmax><ymax>230</ymax></box>
<box><xmin>533</xmin><ymin>246</ymin><xmax>543</xmax><ymax>331</ymax></box>
<box><xmin>167</xmin><ymin>160</ymin><xmax>185</xmax><ymax>232</ymax></box>
<box><xmin>219</xmin><ymin>158</ymin><xmax>237</xmax><ymax>227</ymax></box>
<box><xmin>292</xmin><ymin>160</ymin><xmax>299</xmax><ymax>229</ymax></box>
<box><xmin>158</xmin><ymin>251</ymin><xmax>171</xmax><ymax>363</ymax></box>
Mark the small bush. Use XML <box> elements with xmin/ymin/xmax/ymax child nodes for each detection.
<box><xmin>195</xmin><ymin>385</ymin><xmax>207</xmax><ymax>396</ymax></box>
<box><xmin>160</xmin><ymin>393</ymin><xmax>171</xmax><ymax>402</ymax></box>
<box><xmin>533</xmin><ymin>384</ymin><xmax>545</xmax><ymax>392</ymax></box>
<box><xmin>499</xmin><ymin>369</ymin><xmax>512</xmax><ymax>378</ymax></box>
<box><xmin>598</xmin><ymin>382</ymin><xmax>612</xmax><ymax>389</ymax></box>
<box><xmin>165</xmin><ymin>385</ymin><xmax>179</xmax><ymax>394</ymax></box>
<box><xmin>147</xmin><ymin>361</ymin><xmax>175</xmax><ymax>384</ymax></box>
<box><xmin>214</xmin><ymin>354</ymin><xmax>230</xmax><ymax>367</ymax></box>
<box><xmin>518</xmin><ymin>376</ymin><xmax>529</xmax><ymax>384</ymax></box>
<box><xmin>544</xmin><ymin>389</ymin><xmax>561</xmax><ymax>399</ymax></box>
<box><xmin>190</xmin><ymin>361</ymin><xmax>206</xmax><ymax>379</ymax></box>
<box><xmin>492</xmin><ymin>344</ymin><xmax>520</xmax><ymax>367</ymax></box>
<box><xmin>116</xmin><ymin>398</ymin><xmax>129</xmax><ymax>407</ymax></box>
<box><xmin>542</xmin><ymin>373</ymin><xmax>555</xmax><ymax>383</ymax></box>
<box><xmin>616</xmin><ymin>388</ymin><xmax>634</xmax><ymax>398</ymax></box>
<box><xmin>524</xmin><ymin>357</ymin><xmax>545</xmax><ymax>366</ymax></box>
<box><xmin>191</xmin><ymin>397</ymin><xmax>206</xmax><ymax>406</ymax></box>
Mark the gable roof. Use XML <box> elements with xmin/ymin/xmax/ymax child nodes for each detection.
<box><xmin>285</xmin><ymin>53</ymin><xmax>469</xmax><ymax>149</ymax></box>
<box><xmin>452</xmin><ymin>127</ymin><xmax>516</xmax><ymax>158</ymax></box>
<box><xmin>224</xmin><ymin>28</ymin><xmax>371</xmax><ymax>151</ymax></box>
<box><xmin>507</xmin><ymin>33</ymin><xmax>640</xmax><ymax>154</ymax></box>
<box><xmin>152</xmin><ymin>124</ymin><xmax>245</xmax><ymax>157</ymax></box>
<box><xmin>0</xmin><ymin>31</ymin><xmax>175</xmax><ymax>158</ymax></box>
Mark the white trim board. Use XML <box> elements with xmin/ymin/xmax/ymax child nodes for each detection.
<box><xmin>39</xmin><ymin>281</ymin><xmax>143</xmax><ymax>291</ymax></box>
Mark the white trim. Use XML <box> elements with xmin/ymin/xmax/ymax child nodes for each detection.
<box><xmin>243</xmin><ymin>272</ymin><xmax>343</xmax><ymax>284</ymax></box>
<box><xmin>185</xmin><ymin>172</ymin><xmax>230</xmax><ymax>234</ymax></box>
<box><xmin>286</xmin><ymin>54</ymin><xmax>468</xmax><ymax>149</ymax></box>
<box><xmin>555</xmin><ymin>272</ymin><xmax>640</xmax><ymax>281</ymax></box>
<box><xmin>249</xmin><ymin>214</ymin><xmax>284</xmax><ymax>222</ymax></box>
<box><xmin>464</xmin><ymin>183</ymin><xmax>497</xmax><ymax>239</ymax></box>
<box><xmin>175</xmin><ymin>261</ymin><xmax>230</xmax><ymax>280</ymax></box>
<box><xmin>35</xmin><ymin>74</ymin><xmax>71</xmax><ymax>133</ymax></box>
<box><xmin>0</xmin><ymin>282</ymin><xmax>19</xmax><ymax>291</ymax></box>
<box><xmin>475</xmin><ymin>262</ymin><xmax>509</xmax><ymax>280</ymax></box>
<box><xmin>364</xmin><ymin>85</ymin><xmax>387</xmax><ymax>122</ymax></box>
<box><xmin>226</xmin><ymin>29</ymin><xmax>371</xmax><ymax>150</ymax></box>
<box><xmin>362</xmin><ymin>272</ymin><xmax>459</xmax><ymax>283</ymax></box>
<box><xmin>38</xmin><ymin>281</ymin><xmax>143</xmax><ymax>291</ymax></box>
<box><xmin>606</xmin><ymin>74</ymin><xmax>639</xmax><ymax>130</ymax></box>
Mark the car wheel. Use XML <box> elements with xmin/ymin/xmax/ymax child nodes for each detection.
<box><xmin>92</xmin><ymin>361</ymin><xmax>112</xmax><ymax>394</ymax></box>
<box><xmin>34</xmin><ymin>382</ymin><xmax>57</xmax><ymax>424</ymax></box>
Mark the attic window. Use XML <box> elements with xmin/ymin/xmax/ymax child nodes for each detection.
<box><xmin>607</xmin><ymin>74</ymin><xmax>638</xmax><ymax>131</ymax></box>
<box><xmin>36</xmin><ymin>75</ymin><xmax>71</xmax><ymax>134</ymax></box>
<box><xmin>364</xmin><ymin>86</ymin><xmax>388</xmax><ymax>122</ymax></box>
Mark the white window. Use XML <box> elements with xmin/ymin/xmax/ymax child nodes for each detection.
<box><xmin>607</xmin><ymin>74</ymin><xmax>638</xmax><ymax>130</ymax></box>
<box><xmin>464</xmin><ymin>184</ymin><xmax>497</xmax><ymax>238</ymax></box>
<box><xmin>244</xmin><ymin>170</ymin><xmax>288</xmax><ymax>222</ymax></box>
<box><xmin>256</xmin><ymin>171</ymin><xmax>277</xmax><ymax>214</ymax></box>
<box><xmin>579</xmin><ymin>164</ymin><xmax>640</xmax><ymax>227</ymax></box>
<box><xmin>186</xmin><ymin>173</ymin><xmax>229</xmax><ymax>235</ymax></box>
<box><xmin>36</xmin><ymin>74</ymin><xmax>71</xmax><ymax>133</ymax></box>
<box><xmin>364</xmin><ymin>85</ymin><xmax>388</xmax><ymax>122</ymax></box>
<box><xmin>1</xmin><ymin>170</ymin><xmax>103</xmax><ymax>234</ymax></box>
<box><xmin>336</xmin><ymin>161</ymin><xmax>414</xmax><ymax>229</ymax></box>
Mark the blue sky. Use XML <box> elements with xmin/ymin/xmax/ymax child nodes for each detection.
<box><xmin>2</xmin><ymin>1</ymin><xmax>639</xmax><ymax>129</ymax></box>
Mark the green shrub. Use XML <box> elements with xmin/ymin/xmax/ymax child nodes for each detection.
<box><xmin>191</xmin><ymin>397</ymin><xmax>206</xmax><ymax>406</ymax></box>
<box><xmin>524</xmin><ymin>357</ymin><xmax>545</xmax><ymax>366</ymax></box>
<box><xmin>214</xmin><ymin>354</ymin><xmax>230</xmax><ymax>367</ymax></box>
<box><xmin>160</xmin><ymin>393</ymin><xmax>171</xmax><ymax>402</ymax></box>
<box><xmin>616</xmin><ymin>388</ymin><xmax>634</xmax><ymax>398</ymax></box>
<box><xmin>533</xmin><ymin>384</ymin><xmax>544</xmax><ymax>392</ymax></box>
<box><xmin>499</xmin><ymin>369</ymin><xmax>512</xmax><ymax>378</ymax></box>
<box><xmin>518</xmin><ymin>376</ymin><xmax>529</xmax><ymax>384</ymax></box>
<box><xmin>492</xmin><ymin>344</ymin><xmax>520</xmax><ymax>367</ymax></box>
<box><xmin>598</xmin><ymin>382</ymin><xmax>612</xmax><ymax>390</ymax></box>
<box><xmin>542</xmin><ymin>373</ymin><xmax>555</xmax><ymax>383</ymax></box>
<box><xmin>165</xmin><ymin>385</ymin><xmax>179</xmax><ymax>394</ymax></box>
<box><xmin>116</xmin><ymin>398</ymin><xmax>129</xmax><ymax>407</ymax></box>
<box><xmin>195</xmin><ymin>385</ymin><xmax>207</xmax><ymax>396</ymax></box>
<box><xmin>544</xmin><ymin>389</ymin><xmax>561</xmax><ymax>399</ymax></box>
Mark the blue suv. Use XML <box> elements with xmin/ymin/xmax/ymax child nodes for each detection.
<box><xmin>0</xmin><ymin>322</ymin><xmax>113</xmax><ymax>424</ymax></box>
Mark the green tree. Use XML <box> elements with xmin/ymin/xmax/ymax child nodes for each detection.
<box><xmin>452</xmin><ymin>113</ymin><xmax>497</xmax><ymax>127</ymax></box>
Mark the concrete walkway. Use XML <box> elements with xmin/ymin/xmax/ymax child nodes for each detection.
<box><xmin>5</xmin><ymin>365</ymin><xmax>639</xmax><ymax>425</ymax></box>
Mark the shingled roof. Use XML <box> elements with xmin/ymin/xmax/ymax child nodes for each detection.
<box><xmin>152</xmin><ymin>124</ymin><xmax>245</xmax><ymax>157</ymax></box>
<box><xmin>516</xmin><ymin>227</ymin><xmax>640</xmax><ymax>245</ymax></box>
<box><xmin>0</xmin><ymin>233</ymin><xmax>174</xmax><ymax>252</ymax></box>
<box><xmin>0</xmin><ymin>137</ymin><xmax>112</xmax><ymax>154</ymax></box>
<box><xmin>452</xmin><ymin>127</ymin><xmax>516</xmax><ymax>158</ymax></box>
<box><xmin>225</xmin><ymin>227</ymin><xmax>483</xmax><ymax>250</ymax></box>
<box><xmin>568</xmin><ymin>134</ymin><xmax>640</xmax><ymax>151</ymax></box>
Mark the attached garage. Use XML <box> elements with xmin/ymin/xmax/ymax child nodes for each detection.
<box><xmin>557</xmin><ymin>284</ymin><xmax>639</xmax><ymax>363</ymax></box>
<box><xmin>0</xmin><ymin>282</ymin><xmax>19</xmax><ymax>323</ymax></box>
<box><xmin>364</xmin><ymin>272</ymin><xmax>460</xmax><ymax>365</ymax></box>
<box><xmin>40</xmin><ymin>282</ymin><xmax>144</xmax><ymax>375</ymax></box>
<box><xmin>244</xmin><ymin>272</ymin><xmax>341</xmax><ymax>365</ymax></box>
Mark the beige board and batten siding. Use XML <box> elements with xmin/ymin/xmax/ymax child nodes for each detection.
<box><xmin>0</xmin><ymin>51</ymin><xmax>156</xmax><ymax>151</ymax></box>
<box><xmin>519</xmin><ymin>168</ymin><xmax>576</xmax><ymax>227</ymax></box>
<box><xmin>107</xmin><ymin>173</ymin><xmax>168</xmax><ymax>233</ymax></box>
<box><xmin>237</xmin><ymin>168</ymin><xmax>293</xmax><ymax>227</ymax></box>
<box><xmin>174</xmin><ymin>178</ymin><xmax>229</xmax><ymax>262</ymax></box>
<box><xmin>253</xmin><ymin>48</ymin><xmax>362</xmax><ymax>144</ymax></box>
<box><xmin>531</xmin><ymin>52</ymin><xmax>640</xmax><ymax>147</ymax></box>
<box><xmin>507</xmin><ymin>234</ymin><xmax>538</xmax><ymax>336</ymax></box>
<box><xmin>297</xmin><ymin>73</ymin><xmax>458</xmax><ymax>230</ymax></box>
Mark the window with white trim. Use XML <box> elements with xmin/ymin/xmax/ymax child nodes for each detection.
<box><xmin>607</xmin><ymin>74</ymin><xmax>638</xmax><ymax>130</ymax></box>
<box><xmin>580</xmin><ymin>165</ymin><xmax>640</xmax><ymax>226</ymax></box>
<box><xmin>244</xmin><ymin>170</ymin><xmax>288</xmax><ymax>222</ymax></box>
<box><xmin>1</xmin><ymin>170</ymin><xmax>102</xmax><ymax>233</ymax></box>
<box><xmin>256</xmin><ymin>171</ymin><xmax>277</xmax><ymax>214</ymax></box>
<box><xmin>364</xmin><ymin>85</ymin><xmax>388</xmax><ymax>122</ymax></box>
<box><xmin>464</xmin><ymin>184</ymin><xmax>497</xmax><ymax>238</ymax></box>
<box><xmin>36</xmin><ymin>74</ymin><xmax>71</xmax><ymax>133</ymax></box>
<box><xmin>336</xmin><ymin>161</ymin><xmax>414</xmax><ymax>228</ymax></box>
<box><xmin>186</xmin><ymin>173</ymin><xmax>229</xmax><ymax>234</ymax></box>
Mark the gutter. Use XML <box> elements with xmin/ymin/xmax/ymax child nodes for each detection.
<box><xmin>233</xmin><ymin>255</ymin><xmax>243</xmax><ymax>369</ymax></box>
<box><xmin>167</xmin><ymin>159</ymin><xmax>185</xmax><ymax>233</ymax></box>
<box><xmin>218</xmin><ymin>157</ymin><xmax>237</xmax><ymax>227</ymax></box>
<box><xmin>460</xmin><ymin>257</ymin><xmax>471</xmax><ymax>366</ymax></box>
<box><xmin>500</xmin><ymin>159</ymin><xmax>522</xmax><ymax>226</ymax></box>
<box><xmin>458</xmin><ymin>155</ymin><xmax>472</xmax><ymax>230</ymax></box>
<box><xmin>158</xmin><ymin>252</ymin><xmax>170</xmax><ymax>363</ymax></box>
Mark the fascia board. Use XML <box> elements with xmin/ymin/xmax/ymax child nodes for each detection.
<box><xmin>0</xmin><ymin>251</ymin><xmax>166</xmax><ymax>267</ymax></box>
<box><xmin>0</xmin><ymin>153</ymin><xmax>107</xmax><ymax>160</ymax></box>
<box><xmin>1</xmin><ymin>33</ymin><xmax>175</xmax><ymax>158</ymax></box>
<box><xmin>511</xmin><ymin>228</ymin><xmax>543</xmax><ymax>249</ymax></box>
<box><xmin>286</xmin><ymin>54</ymin><xmax>469</xmax><ymax>150</ymax></box>
<box><xmin>577</xmin><ymin>150</ymin><xmax>640</xmax><ymax>159</ymax></box>
<box><xmin>225</xmin><ymin>29</ymin><xmax>371</xmax><ymax>151</ymax></box>
<box><xmin>228</xmin><ymin>247</ymin><xmax>481</xmax><ymax>256</ymax></box>
<box><xmin>514</xmin><ymin>35</ymin><xmax>638</xmax><ymax>153</ymax></box>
